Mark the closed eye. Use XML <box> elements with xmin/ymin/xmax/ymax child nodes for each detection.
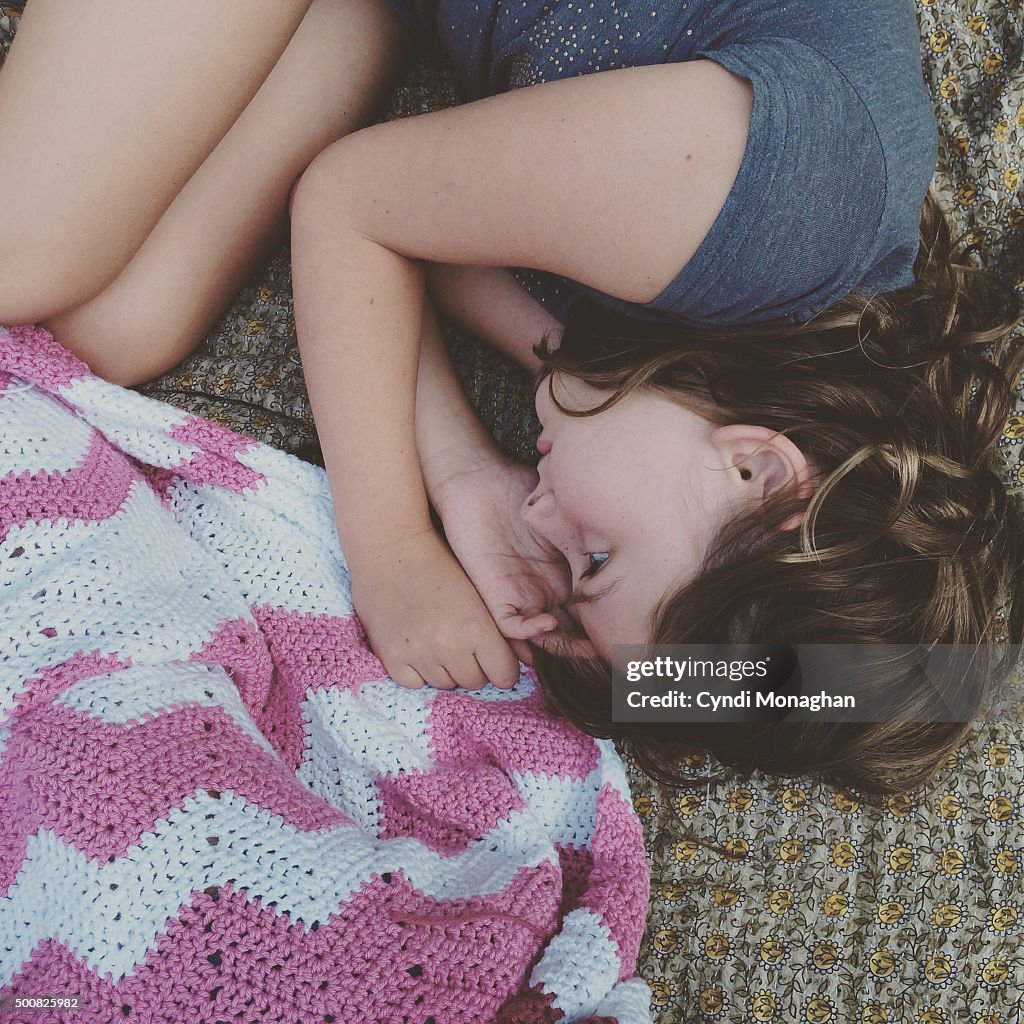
<box><xmin>569</xmin><ymin>572</ymin><xmax>621</xmax><ymax>608</ymax></box>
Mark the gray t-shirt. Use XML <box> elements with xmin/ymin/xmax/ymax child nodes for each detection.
<box><xmin>386</xmin><ymin>0</ymin><xmax>938</xmax><ymax>326</ymax></box>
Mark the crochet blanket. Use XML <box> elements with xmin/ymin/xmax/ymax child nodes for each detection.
<box><xmin>0</xmin><ymin>326</ymin><xmax>650</xmax><ymax>1024</ymax></box>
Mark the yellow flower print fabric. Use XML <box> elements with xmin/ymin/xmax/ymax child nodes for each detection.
<box><xmin>626</xmin><ymin>688</ymin><xmax>1024</xmax><ymax>1022</ymax></box>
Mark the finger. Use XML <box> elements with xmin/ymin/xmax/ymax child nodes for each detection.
<box><xmin>420</xmin><ymin>664</ymin><xmax>458</xmax><ymax>690</ymax></box>
<box><xmin>389</xmin><ymin>664</ymin><xmax>426</xmax><ymax>689</ymax></box>
<box><xmin>477</xmin><ymin>639</ymin><xmax>522</xmax><ymax>690</ymax></box>
<box><xmin>509</xmin><ymin>639</ymin><xmax>534</xmax><ymax>666</ymax></box>
<box><xmin>522</xmin><ymin>612</ymin><xmax>560</xmax><ymax>638</ymax></box>
<box><xmin>447</xmin><ymin>655</ymin><xmax>489</xmax><ymax>691</ymax></box>
<box><xmin>498</xmin><ymin>611</ymin><xmax>560</xmax><ymax>641</ymax></box>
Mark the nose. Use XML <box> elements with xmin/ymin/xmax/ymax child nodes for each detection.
<box><xmin>524</xmin><ymin>485</ymin><xmax>549</xmax><ymax>512</ymax></box>
<box><xmin>522</xmin><ymin>483</ymin><xmax>558</xmax><ymax>542</ymax></box>
<box><xmin>521</xmin><ymin>487</ymin><xmax>565</xmax><ymax>560</ymax></box>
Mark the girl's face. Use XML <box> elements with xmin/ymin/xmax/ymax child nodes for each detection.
<box><xmin>521</xmin><ymin>374</ymin><xmax>737</xmax><ymax>662</ymax></box>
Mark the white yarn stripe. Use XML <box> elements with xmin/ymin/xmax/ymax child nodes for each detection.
<box><xmin>0</xmin><ymin>791</ymin><xmax>558</xmax><ymax>983</ymax></box>
<box><xmin>55</xmin><ymin>662</ymin><xmax>276</xmax><ymax>757</ymax></box>
<box><xmin>596</xmin><ymin>738</ymin><xmax>635</xmax><ymax>804</ymax></box>
<box><xmin>232</xmin><ymin>444</ymin><xmax>341</xmax><ymax>543</ymax></box>
<box><xmin>57</xmin><ymin>376</ymin><xmax>199</xmax><ymax>468</ymax></box>
<box><xmin>169</xmin><ymin>480</ymin><xmax>352</xmax><ymax>618</ymax></box>
<box><xmin>458</xmin><ymin>674</ymin><xmax>537</xmax><ymax>701</ymax></box>
<box><xmin>297</xmin><ymin>688</ymin><xmax>399</xmax><ymax>835</ymax></box>
<box><xmin>300</xmin><ymin>682</ymin><xmax>434</xmax><ymax>777</ymax></box>
<box><xmin>1</xmin><ymin>483</ymin><xmax>253</xmax><ymax>702</ymax></box>
<box><xmin>295</xmin><ymin>730</ymin><xmax>383</xmax><ymax>836</ymax></box>
<box><xmin>476</xmin><ymin>803</ymin><xmax>561</xmax><ymax>862</ymax></box>
<box><xmin>530</xmin><ymin>908</ymin><xmax>621</xmax><ymax>1020</ymax></box>
<box><xmin>0</xmin><ymin>388</ymin><xmax>94</xmax><ymax>475</ymax></box>
<box><xmin>591</xmin><ymin>978</ymin><xmax>653</xmax><ymax>1024</ymax></box>
<box><xmin>510</xmin><ymin>770</ymin><xmax>599</xmax><ymax>849</ymax></box>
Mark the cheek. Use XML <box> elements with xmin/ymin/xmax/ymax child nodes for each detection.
<box><xmin>534</xmin><ymin>379</ymin><xmax>556</xmax><ymax>424</ymax></box>
<box><xmin>573</xmin><ymin>601</ymin><xmax>624</xmax><ymax>659</ymax></box>
<box><xmin>523</xmin><ymin>494</ymin><xmax>573</xmax><ymax>558</ymax></box>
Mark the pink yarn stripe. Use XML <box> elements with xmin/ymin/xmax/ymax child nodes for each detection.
<box><xmin>376</xmin><ymin>763</ymin><xmax>528</xmax><ymax>855</ymax></box>
<box><xmin>0</xmin><ymin>430</ymin><xmax>139</xmax><ymax>543</ymax></box>
<box><xmin>252</xmin><ymin>608</ymin><xmax>386</xmax><ymax>768</ymax></box>
<box><xmin>255</xmin><ymin>607</ymin><xmax>383</xmax><ymax>694</ymax></box>
<box><xmin>190</xmin><ymin>618</ymin><xmax>273</xmax><ymax>726</ymax></box>
<box><xmin>495</xmin><ymin>985</ymin><xmax>564</xmax><ymax>1024</ymax></box>
<box><xmin>1</xmin><ymin>653</ymin><xmax>129</xmax><ymax>896</ymax></box>
<box><xmin>4</xmin><ymin>650</ymin><xmax>129</xmax><ymax>726</ymax></box>
<box><xmin>0</xmin><ymin>326</ymin><xmax>91</xmax><ymax>392</ymax></box>
<box><xmin>4</xmin><ymin>868</ymin><xmax>559</xmax><ymax>1024</ymax></box>
<box><xmin>555</xmin><ymin>844</ymin><xmax>595</xmax><ymax>922</ymax></box>
<box><xmin>427</xmin><ymin>689</ymin><xmax>599</xmax><ymax>779</ymax></box>
<box><xmin>0</xmin><ymin>700</ymin><xmax>346</xmax><ymax>872</ymax></box>
<box><xmin>165</xmin><ymin>416</ymin><xmax>265</xmax><ymax>495</ymax></box>
<box><xmin>580</xmin><ymin>785</ymin><xmax>650</xmax><ymax>978</ymax></box>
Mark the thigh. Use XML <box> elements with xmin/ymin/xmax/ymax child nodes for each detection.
<box><xmin>43</xmin><ymin>0</ymin><xmax>409</xmax><ymax>386</ymax></box>
<box><xmin>0</xmin><ymin>0</ymin><xmax>314</xmax><ymax>321</ymax></box>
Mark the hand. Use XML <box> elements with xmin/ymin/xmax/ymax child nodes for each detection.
<box><xmin>349</xmin><ymin>528</ymin><xmax>523</xmax><ymax>690</ymax></box>
<box><xmin>434</xmin><ymin>459</ymin><xmax>571</xmax><ymax>664</ymax></box>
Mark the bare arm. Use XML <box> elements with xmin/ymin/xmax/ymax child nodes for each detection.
<box><xmin>291</xmin><ymin>59</ymin><xmax>751</xmax><ymax>683</ymax></box>
<box><xmin>425</xmin><ymin>264</ymin><xmax>563</xmax><ymax>374</ymax></box>
<box><xmin>415</xmin><ymin>299</ymin><xmax>508</xmax><ymax>500</ymax></box>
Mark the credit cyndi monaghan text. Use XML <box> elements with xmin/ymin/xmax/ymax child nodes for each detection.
<box><xmin>625</xmin><ymin>689</ymin><xmax>856</xmax><ymax>712</ymax></box>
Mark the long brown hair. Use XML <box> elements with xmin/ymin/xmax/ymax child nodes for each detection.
<box><xmin>530</xmin><ymin>191</ymin><xmax>1024</xmax><ymax>793</ymax></box>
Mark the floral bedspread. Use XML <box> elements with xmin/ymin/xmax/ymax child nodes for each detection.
<box><xmin>1</xmin><ymin>1</ymin><xmax>1022</xmax><ymax>1021</ymax></box>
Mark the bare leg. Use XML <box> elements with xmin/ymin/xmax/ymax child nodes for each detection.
<box><xmin>0</xmin><ymin>0</ymin><xmax>324</xmax><ymax>320</ymax></box>
<box><xmin>41</xmin><ymin>0</ymin><xmax>408</xmax><ymax>385</ymax></box>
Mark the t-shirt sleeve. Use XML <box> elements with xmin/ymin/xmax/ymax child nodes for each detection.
<box><xmin>643</xmin><ymin>36</ymin><xmax>934</xmax><ymax>326</ymax></box>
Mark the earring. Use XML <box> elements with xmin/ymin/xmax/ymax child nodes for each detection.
<box><xmin>739</xmin><ymin>467</ymin><xmax>752</xmax><ymax>481</ymax></box>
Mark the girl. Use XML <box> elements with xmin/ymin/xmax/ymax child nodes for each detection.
<box><xmin>1</xmin><ymin>2</ymin><xmax>1020</xmax><ymax>787</ymax></box>
<box><xmin>308</xmin><ymin>184</ymin><xmax>1024</xmax><ymax>793</ymax></box>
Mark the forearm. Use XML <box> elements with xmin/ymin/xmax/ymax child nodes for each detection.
<box><xmin>416</xmin><ymin>300</ymin><xmax>508</xmax><ymax>515</ymax></box>
<box><xmin>425</xmin><ymin>263</ymin><xmax>563</xmax><ymax>373</ymax></box>
<box><xmin>291</xmin><ymin>158</ymin><xmax>431</xmax><ymax>571</ymax></box>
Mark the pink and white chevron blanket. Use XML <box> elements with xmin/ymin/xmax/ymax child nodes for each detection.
<box><xmin>0</xmin><ymin>327</ymin><xmax>651</xmax><ymax>1024</ymax></box>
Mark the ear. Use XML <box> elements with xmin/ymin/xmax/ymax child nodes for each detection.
<box><xmin>710</xmin><ymin>424</ymin><xmax>815</xmax><ymax>530</ymax></box>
